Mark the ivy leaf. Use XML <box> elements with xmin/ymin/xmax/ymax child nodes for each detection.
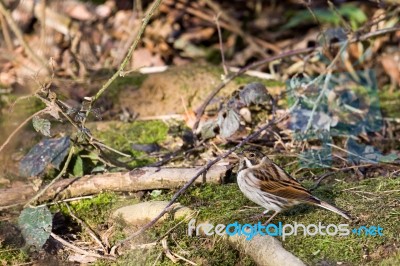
<box><xmin>150</xmin><ymin>190</ymin><xmax>163</xmax><ymax>199</ymax></box>
<box><xmin>218</xmin><ymin>107</ymin><xmax>241</xmax><ymax>138</ymax></box>
<box><xmin>72</xmin><ymin>155</ymin><xmax>84</xmax><ymax>177</ymax></box>
<box><xmin>346</xmin><ymin>139</ymin><xmax>398</xmax><ymax>164</ymax></box>
<box><xmin>19</xmin><ymin>137</ymin><xmax>71</xmax><ymax>177</ymax></box>
<box><xmin>378</xmin><ymin>153</ymin><xmax>399</xmax><ymax>163</ymax></box>
<box><xmin>32</xmin><ymin>116</ymin><xmax>51</xmax><ymax>137</ymax></box>
<box><xmin>91</xmin><ymin>165</ymin><xmax>106</xmax><ymax>174</ymax></box>
<box><xmin>239</xmin><ymin>83</ymin><xmax>270</xmax><ymax>106</ymax></box>
<box><xmin>18</xmin><ymin>206</ymin><xmax>52</xmax><ymax>249</ymax></box>
<box><xmin>290</xmin><ymin>108</ymin><xmax>337</xmax><ymax>132</ymax></box>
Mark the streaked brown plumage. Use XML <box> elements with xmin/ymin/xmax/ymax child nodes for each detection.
<box><xmin>236</xmin><ymin>149</ymin><xmax>350</xmax><ymax>223</ymax></box>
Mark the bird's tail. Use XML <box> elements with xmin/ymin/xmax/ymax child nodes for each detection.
<box><xmin>318</xmin><ymin>201</ymin><xmax>351</xmax><ymax>220</ymax></box>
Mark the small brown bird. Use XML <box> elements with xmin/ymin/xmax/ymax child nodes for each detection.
<box><xmin>236</xmin><ymin>149</ymin><xmax>350</xmax><ymax>224</ymax></box>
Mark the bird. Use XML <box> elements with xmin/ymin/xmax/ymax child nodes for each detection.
<box><xmin>236</xmin><ymin>149</ymin><xmax>350</xmax><ymax>224</ymax></box>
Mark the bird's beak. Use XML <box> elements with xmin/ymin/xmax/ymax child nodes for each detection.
<box><xmin>226</xmin><ymin>152</ymin><xmax>240</xmax><ymax>163</ymax></box>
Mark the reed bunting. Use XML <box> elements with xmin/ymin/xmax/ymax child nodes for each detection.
<box><xmin>236</xmin><ymin>149</ymin><xmax>350</xmax><ymax>224</ymax></box>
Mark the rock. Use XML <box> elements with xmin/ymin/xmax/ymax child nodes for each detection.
<box><xmin>112</xmin><ymin>201</ymin><xmax>193</xmax><ymax>225</ymax></box>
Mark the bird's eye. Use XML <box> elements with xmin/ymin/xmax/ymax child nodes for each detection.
<box><xmin>249</xmin><ymin>153</ymin><xmax>255</xmax><ymax>158</ymax></box>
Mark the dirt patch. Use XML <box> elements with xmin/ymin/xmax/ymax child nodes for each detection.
<box><xmin>119</xmin><ymin>64</ymin><xmax>238</xmax><ymax>116</ymax></box>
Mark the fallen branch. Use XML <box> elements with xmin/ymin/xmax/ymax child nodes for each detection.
<box><xmin>0</xmin><ymin>165</ymin><xmax>229</xmax><ymax>208</ymax></box>
<box><xmin>227</xmin><ymin>233</ymin><xmax>305</xmax><ymax>266</ymax></box>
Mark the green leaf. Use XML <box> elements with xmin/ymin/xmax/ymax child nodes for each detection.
<box><xmin>91</xmin><ymin>165</ymin><xmax>106</xmax><ymax>173</ymax></box>
<box><xmin>283</xmin><ymin>4</ymin><xmax>366</xmax><ymax>30</ymax></box>
<box><xmin>32</xmin><ymin>116</ymin><xmax>51</xmax><ymax>137</ymax></box>
<box><xmin>284</xmin><ymin>9</ymin><xmax>339</xmax><ymax>29</ymax></box>
<box><xmin>379</xmin><ymin>153</ymin><xmax>399</xmax><ymax>163</ymax></box>
<box><xmin>18</xmin><ymin>206</ymin><xmax>52</xmax><ymax>249</ymax></box>
<box><xmin>338</xmin><ymin>5</ymin><xmax>367</xmax><ymax>29</ymax></box>
<box><xmin>72</xmin><ymin>155</ymin><xmax>84</xmax><ymax>177</ymax></box>
<box><xmin>150</xmin><ymin>190</ymin><xmax>163</xmax><ymax>199</ymax></box>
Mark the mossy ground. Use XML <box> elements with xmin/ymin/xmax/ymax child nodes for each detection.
<box><xmin>0</xmin><ymin>247</ymin><xmax>28</xmax><ymax>265</ymax></box>
<box><xmin>153</xmin><ymin>176</ymin><xmax>398</xmax><ymax>265</ymax></box>
<box><xmin>88</xmin><ymin>174</ymin><xmax>398</xmax><ymax>265</ymax></box>
<box><xmin>379</xmin><ymin>87</ymin><xmax>400</xmax><ymax>118</ymax></box>
<box><xmin>91</xmin><ymin>120</ymin><xmax>169</xmax><ymax>168</ymax></box>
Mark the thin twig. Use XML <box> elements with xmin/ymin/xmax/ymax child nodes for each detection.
<box><xmin>309</xmin><ymin>172</ymin><xmax>336</xmax><ymax>191</ymax></box>
<box><xmin>354</xmin><ymin>26</ymin><xmax>400</xmax><ymax>42</ymax></box>
<box><xmin>91</xmin><ymin>140</ymin><xmax>131</xmax><ymax>158</ymax></box>
<box><xmin>0</xmin><ymin>11</ymin><xmax>12</xmax><ymax>50</ymax></box>
<box><xmin>50</xmin><ymin>232</ymin><xmax>115</xmax><ymax>260</ymax></box>
<box><xmin>33</xmin><ymin>92</ymin><xmax>131</xmax><ymax>165</ymax></box>
<box><xmin>193</xmin><ymin>46</ymin><xmax>316</xmax><ymax>131</ymax></box>
<box><xmin>110</xmin><ymin>98</ymin><xmax>299</xmax><ymax>252</ymax></box>
<box><xmin>304</xmin><ymin>71</ymin><xmax>333</xmax><ymax>133</ymax></box>
<box><xmin>326</xmin><ymin>143</ymin><xmax>380</xmax><ymax>164</ymax></box>
<box><xmin>128</xmin><ymin>211</ymin><xmax>198</xmax><ymax>251</ymax></box>
<box><xmin>214</xmin><ymin>12</ymin><xmax>228</xmax><ymax>76</ymax></box>
<box><xmin>91</xmin><ymin>0</ymin><xmax>163</xmax><ymax>105</ymax></box>
<box><xmin>36</xmin><ymin>195</ymin><xmax>94</xmax><ymax>207</ymax></box>
<box><xmin>64</xmin><ymin>203</ymin><xmax>107</xmax><ymax>253</ymax></box>
<box><xmin>152</xmin><ymin>252</ymin><xmax>163</xmax><ymax>266</ymax></box>
<box><xmin>155</xmin><ymin>211</ymin><xmax>198</xmax><ymax>243</ymax></box>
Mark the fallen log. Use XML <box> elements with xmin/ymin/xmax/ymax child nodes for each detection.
<box><xmin>0</xmin><ymin>165</ymin><xmax>229</xmax><ymax>207</ymax></box>
<box><xmin>228</xmin><ymin>232</ymin><xmax>306</xmax><ymax>266</ymax></box>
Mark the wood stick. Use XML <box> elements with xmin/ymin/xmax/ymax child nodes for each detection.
<box><xmin>0</xmin><ymin>165</ymin><xmax>229</xmax><ymax>208</ymax></box>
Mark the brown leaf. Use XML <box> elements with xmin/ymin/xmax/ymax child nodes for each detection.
<box><xmin>381</xmin><ymin>53</ymin><xmax>400</xmax><ymax>85</ymax></box>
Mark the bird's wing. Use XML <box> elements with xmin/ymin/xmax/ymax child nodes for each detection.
<box><xmin>252</xmin><ymin>159</ymin><xmax>320</xmax><ymax>204</ymax></box>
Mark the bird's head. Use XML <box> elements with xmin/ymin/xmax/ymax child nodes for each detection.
<box><xmin>237</xmin><ymin>148</ymin><xmax>266</xmax><ymax>170</ymax></box>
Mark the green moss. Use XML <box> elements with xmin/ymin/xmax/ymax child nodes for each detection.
<box><xmin>55</xmin><ymin>192</ymin><xmax>118</xmax><ymax>227</ymax></box>
<box><xmin>379</xmin><ymin>88</ymin><xmax>400</xmax><ymax>118</ymax></box>
<box><xmin>180</xmin><ymin>183</ymin><xmax>252</xmax><ymax>224</ymax></box>
<box><xmin>93</xmin><ymin>175</ymin><xmax>398</xmax><ymax>265</ymax></box>
<box><xmin>92</xmin><ymin>120</ymin><xmax>169</xmax><ymax>167</ymax></box>
<box><xmin>281</xmin><ymin>177</ymin><xmax>399</xmax><ymax>265</ymax></box>
<box><xmin>378</xmin><ymin>251</ymin><xmax>400</xmax><ymax>266</ymax></box>
<box><xmin>0</xmin><ymin>248</ymin><xmax>28</xmax><ymax>265</ymax></box>
<box><xmin>234</xmin><ymin>76</ymin><xmax>285</xmax><ymax>88</ymax></box>
<box><xmin>161</xmin><ymin>178</ymin><xmax>398</xmax><ymax>265</ymax></box>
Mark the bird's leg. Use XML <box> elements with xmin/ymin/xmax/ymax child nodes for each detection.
<box><xmin>263</xmin><ymin>210</ymin><xmax>279</xmax><ymax>225</ymax></box>
<box><xmin>250</xmin><ymin>210</ymin><xmax>269</xmax><ymax>222</ymax></box>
